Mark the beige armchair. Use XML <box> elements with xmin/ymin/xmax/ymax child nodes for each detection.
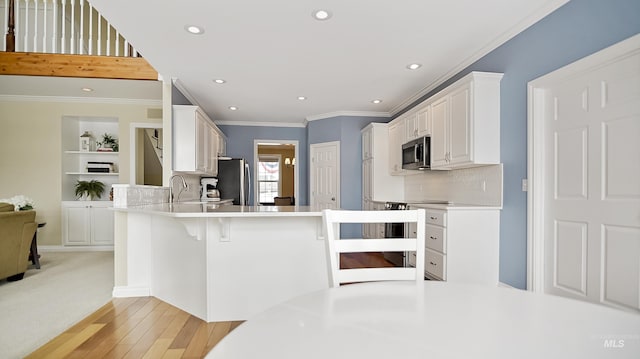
<box><xmin>0</xmin><ymin>203</ymin><xmax>37</xmax><ymax>281</ymax></box>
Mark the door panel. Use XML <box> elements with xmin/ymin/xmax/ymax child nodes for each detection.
<box><xmin>65</xmin><ymin>206</ymin><xmax>90</xmax><ymax>245</ymax></box>
<box><xmin>92</xmin><ymin>206</ymin><xmax>114</xmax><ymax>245</ymax></box>
<box><xmin>541</xmin><ymin>46</ymin><xmax>640</xmax><ymax>311</ymax></box>
<box><xmin>554</xmin><ymin>128</ymin><xmax>588</xmax><ymax>199</ymax></box>
<box><xmin>310</xmin><ymin>142</ymin><xmax>339</xmax><ymax>209</ymax></box>
<box><xmin>553</xmin><ymin>220</ymin><xmax>588</xmax><ymax>296</ymax></box>
<box><xmin>602</xmin><ymin>225</ymin><xmax>640</xmax><ymax>311</ymax></box>
<box><xmin>602</xmin><ymin>117</ymin><xmax>640</xmax><ymax>199</ymax></box>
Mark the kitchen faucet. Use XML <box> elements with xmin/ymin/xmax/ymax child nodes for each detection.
<box><xmin>169</xmin><ymin>174</ymin><xmax>187</xmax><ymax>203</ymax></box>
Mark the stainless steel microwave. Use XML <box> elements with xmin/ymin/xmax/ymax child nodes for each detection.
<box><xmin>402</xmin><ymin>136</ymin><xmax>430</xmax><ymax>170</ymax></box>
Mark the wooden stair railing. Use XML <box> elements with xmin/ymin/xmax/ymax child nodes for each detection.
<box><xmin>1</xmin><ymin>0</ymin><xmax>157</xmax><ymax>80</ymax></box>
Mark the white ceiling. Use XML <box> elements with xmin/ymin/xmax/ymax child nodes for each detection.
<box><xmin>3</xmin><ymin>0</ymin><xmax>569</xmax><ymax>126</ymax></box>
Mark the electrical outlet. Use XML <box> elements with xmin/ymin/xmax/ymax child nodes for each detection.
<box><xmin>522</xmin><ymin>179</ymin><xmax>528</xmax><ymax>192</ymax></box>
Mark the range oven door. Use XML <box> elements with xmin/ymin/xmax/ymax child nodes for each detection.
<box><xmin>383</xmin><ymin>222</ymin><xmax>406</xmax><ymax>267</ymax></box>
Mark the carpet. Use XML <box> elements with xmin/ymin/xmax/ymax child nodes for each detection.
<box><xmin>0</xmin><ymin>251</ymin><xmax>113</xmax><ymax>359</ymax></box>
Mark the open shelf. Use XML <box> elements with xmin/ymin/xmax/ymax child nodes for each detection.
<box><xmin>64</xmin><ymin>151</ymin><xmax>119</xmax><ymax>155</ymax></box>
<box><xmin>65</xmin><ymin>172</ymin><xmax>120</xmax><ymax>176</ymax></box>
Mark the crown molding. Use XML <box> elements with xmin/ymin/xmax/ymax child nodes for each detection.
<box><xmin>215</xmin><ymin>120</ymin><xmax>307</xmax><ymax>128</ymax></box>
<box><xmin>171</xmin><ymin>78</ymin><xmax>202</xmax><ymax>107</ymax></box>
<box><xmin>0</xmin><ymin>94</ymin><xmax>162</xmax><ymax>106</ymax></box>
<box><xmin>305</xmin><ymin>111</ymin><xmax>390</xmax><ymax>123</ymax></box>
<box><xmin>389</xmin><ymin>0</ymin><xmax>570</xmax><ymax>116</ymax></box>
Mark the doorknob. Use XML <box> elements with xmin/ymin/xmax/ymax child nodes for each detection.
<box><xmin>331</xmin><ymin>197</ymin><xmax>335</xmax><ymax>201</ymax></box>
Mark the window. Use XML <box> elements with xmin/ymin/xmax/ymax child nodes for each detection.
<box><xmin>258</xmin><ymin>156</ymin><xmax>280</xmax><ymax>203</ymax></box>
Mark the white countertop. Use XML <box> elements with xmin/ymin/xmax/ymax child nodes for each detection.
<box><xmin>407</xmin><ymin>202</ymin><xmax>502</xmax><ymax>210</ymax></box>
<box><xmin>113</xmin><ymin>202</ymin><xmax>323</xmax><ymax>218</ymax></box>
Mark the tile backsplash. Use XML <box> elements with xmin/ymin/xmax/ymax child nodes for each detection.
<box><xmin>112</xmin><ymin>184</ymin><xmax>168</xmax><ymax>208</ymax></box>
<box><xmin>112</xmin><ymin>174</ymin><xmax>202</xmax><ymax>208</ymax></box>
<box><xmin>404</xmin><ymin>164</ymin><xmax>503</xmax><ymax>206</ymax></box>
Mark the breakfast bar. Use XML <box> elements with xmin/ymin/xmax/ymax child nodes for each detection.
<box><xmin>113</xmin><ymin>203</ymin><xmax>329</xmax><ymax>322</ymax></box>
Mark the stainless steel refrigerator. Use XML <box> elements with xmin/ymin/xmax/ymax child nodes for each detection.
<box><xmin>217</xmin><ymin>158</ymin><xmax>250</xmax><ymax>205</ymax></box>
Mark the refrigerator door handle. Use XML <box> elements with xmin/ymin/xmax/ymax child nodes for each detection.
<box><xmin>245</xmin><ymin>163</ymin><xmax>251</xmax><ymax>205</ymax></box>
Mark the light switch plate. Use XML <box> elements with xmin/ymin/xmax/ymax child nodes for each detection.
<box><xmin>522</xmin><ymin>179</ymin><xmax>528</xmax><ymax>192</ymax></box>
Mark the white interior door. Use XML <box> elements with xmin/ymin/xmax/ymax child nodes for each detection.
<box><xmin>529</xmin><ymin>34</ymin><xmax>640</xmax><ymax>312</ymax></box>
<box><xmin>310</xmin><ymin>141</ymin><xmax>340</xmax><ymax>209</ymax></box>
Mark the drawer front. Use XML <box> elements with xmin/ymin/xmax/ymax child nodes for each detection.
<box><xmin>425</xmin><ymin>209</ymin><xmax>446</xmax><ymax>226</ymax></box>
<box><xmin>425</xmin><ymin>224</ymin><xmax>446</xmax><ymax>253</ymax></box>
<box><xmin>425</xmin><ymin>248</ymin><xmax>446</xmax><ymax>280</ymax></box>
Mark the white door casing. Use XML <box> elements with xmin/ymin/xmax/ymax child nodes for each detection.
<box><xmin>253</xmin><ymin>139</ymin><xmax>300</xmax><ymax>206</ymax></box>
<box><xmin>310</xmin><ymin>141</ymin><xmax>340</xmax><ymax>209</ymax></box>
<box><xmin>528</xmin><ymin>34</ymin><xmax>640</xmax><ymax>312</ymax></box>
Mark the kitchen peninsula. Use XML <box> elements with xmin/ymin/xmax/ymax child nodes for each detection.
<box><xmin>112</xmin><ymin>202</ymin><xmax>328</xmax><ymax>322</ymax></box>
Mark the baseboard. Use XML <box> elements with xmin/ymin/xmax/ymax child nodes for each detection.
<box><xmin>112</xmin><ymin>286</ymin><xmax>151</xmax><ymax>298</ymax></box>
<box><xmin>39</xmin><ymin>245</ymin><xmax>114</xmax><ymax>252</ymax></box>
<box><xmin>498</xmin><ymin>281</ymin><xmax>518</xmax><ymax>289</ymax></box>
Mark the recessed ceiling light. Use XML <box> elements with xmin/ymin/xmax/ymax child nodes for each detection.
<box><xmin>313</xmin><ymin>9</ymin><xmax>332</xmax><ymax>21</ymax></box>
<box><xmin>297</xmin><ymin>96</ymin><xmax>307</xmax><ymax>101</ymax></box>
<box><xmin>185</xmin><ymin>25</ymin><xmax>204</xmax><ymax>35</ymax></box>
<box><xmin>406</xmin><ymin>63</ymin><xmax>422</xmax><ymax>70</ymax></box>
<box><xmin>81</xmin><ymin>87</ymin><xmax>93</xmax><ymax>92</ymax></box>
<box><xmin>228</xmin><ymin>106</ymin><xmax>238</xmax><ymax>111</ymax></box>
<box><xmin>213</xmin><ymin>79</ymin><xmax>226</xmax><ymax>84</ymax></box>
<box><xmin>372</xmin><ymin>99</ymin><xmax>382</xmax><ymax>104</ymax></box>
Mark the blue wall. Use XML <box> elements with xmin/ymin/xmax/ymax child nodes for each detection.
<box><xmin>395</xmin><ymin>0</ymin><xmax>640</xmax><ymax>288</ymax></box>
<box><xmin>307</xmin><ymin>116</ymin><xmax>388</xmax><ymax>237</ymax></box>
<box><xmin>218</xmin><ymin>125</ymin><xmax>308</xmax><ymax>205</ymax></box>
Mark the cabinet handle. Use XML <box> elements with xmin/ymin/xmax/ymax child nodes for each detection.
<box><xmin>430</xmin><ymin>261</ymin><xmax>437</xmax><ymax>266</ymax></box>
<box><xmin>430</xmin><ymin>236</ymin><xmax>437</xmax><ymax>240</ymax></box>
<box><xmin>430</xmin><ymin>216</ymin><xmax>438</xmax><ymax>220</ymax></box>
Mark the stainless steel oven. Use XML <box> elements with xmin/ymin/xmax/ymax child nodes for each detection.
<box><xmin>383</xmin><ymin>202</ymin><xmax>407</xmax><ymax>267</ymax></box>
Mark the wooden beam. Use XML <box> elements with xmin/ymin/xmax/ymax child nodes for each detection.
<box><xmin>0</xmin><ymin>52</ymin><xmax>158</xmax><ymax>80</ymax></box>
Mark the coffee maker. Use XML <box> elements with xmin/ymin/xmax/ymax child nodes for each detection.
<box><xmin>201</xmin><ymin>178</ymin><xmax>221</xmax><ymax>201</ymax></box>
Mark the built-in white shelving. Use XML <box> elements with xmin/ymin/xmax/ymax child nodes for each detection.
<box><xmin>61</xmin><ymin>116</ymin><xmax>120</xmax><ymax>202</ymax></box>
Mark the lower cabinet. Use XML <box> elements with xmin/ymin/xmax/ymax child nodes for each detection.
<box><xmin>415</xmin><ymin>206</ymin><xmax>500</xmax><ymax>285</ymax></box>
<box><xmin>62</xmin><ymin>201</ymin><xmax>114</xmax><ymax>246</ymax></box>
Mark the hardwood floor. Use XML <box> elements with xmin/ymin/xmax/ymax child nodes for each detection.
<box><xmin>28</xmin><ymin>253</ymin><xmax>393</xmax><ymax>358</ymax></box>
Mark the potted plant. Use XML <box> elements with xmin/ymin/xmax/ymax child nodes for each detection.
<box><xmin>98</xmin><ymin>133</ymin><xmax>119</xmax><ymax>152</ymax></box>
<box><xmin>75</xmin><ymin>180</ymin><xmax>105</xmax><ymax>200</ymax></box>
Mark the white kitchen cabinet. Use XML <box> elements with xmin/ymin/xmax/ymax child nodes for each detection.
<box><xmin>405</xmin><ymin>113</ymin><xmax>418</xmax><ymax>140</ymax></box>
<box><xmin>412</xmin><ymin>205</ymin><xmax>500</xmax><ymax>285</ymax></box>
<box><xmin>387</xmin><ymin>121</ymin><xmax>405</xmax><ymax>175</ymax></box>
<box><xmin>361</xmin><ymin>123</ymin><xmax>403</xmax><ymax>238</ymax></box>
<box><xmin>362</xmin><ymin>127</ymin><xmax>373</xmax><ymax>160</ymax></box>
<box><xmin>173</xmin><ymin>105</ymin><xmax>221</xmax><ymax>176</ymax></box>
<box><xmin>208</xmin><ymin>125</ymin><xmax>219</xmax><ymax>176</ymax></box>
<box><xmin>429</xmin><ymin>72</ymin><xmax>503</xmax><ymax>170</ymax></box>
<box><xmin>62</xmin><ymin>201</ymin><xmax>114</xmax><ymax>246</ymax></box>
<box><xmin>216</xmin><ymin>130</ymin><xmax>227</xmax><ymax>157</ymax></box>
<box><xmin>361</xmin><ymin>123</ymin><xmax>404</xmax><ymax>201</ymax></box>
<box><xmin>404</xmin><ymin>105</ymin><xmax>431</xmax><ymax>141</ymax></box>
<box><xmin>430</xmin><ymin>96</ymin><xmax>449</xmax><ymax>167</ymax></box>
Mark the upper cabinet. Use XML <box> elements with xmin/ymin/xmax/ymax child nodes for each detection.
<box><xmin>172</xmin><ymin>105</ymin><xmax>225</xmax><ymax>176</ymax></box>
<box><xmin>429</xmin><ymin>72</ymin><xmax>502</xmax><ymax>170</ymax></box>
<box><xmin>405</xmin><ymin>105</ymin><xmax>431</xmax><ymax>141</ymax></box>
<box><xmin>361</xmin><ymin>123</ymin><xmax>404</xmax><ymax>201</ymax></box>
<box><xmin>388</xmin><ymin>120</ymin><xmax>405</xmax><ymax>175</ymax></box>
